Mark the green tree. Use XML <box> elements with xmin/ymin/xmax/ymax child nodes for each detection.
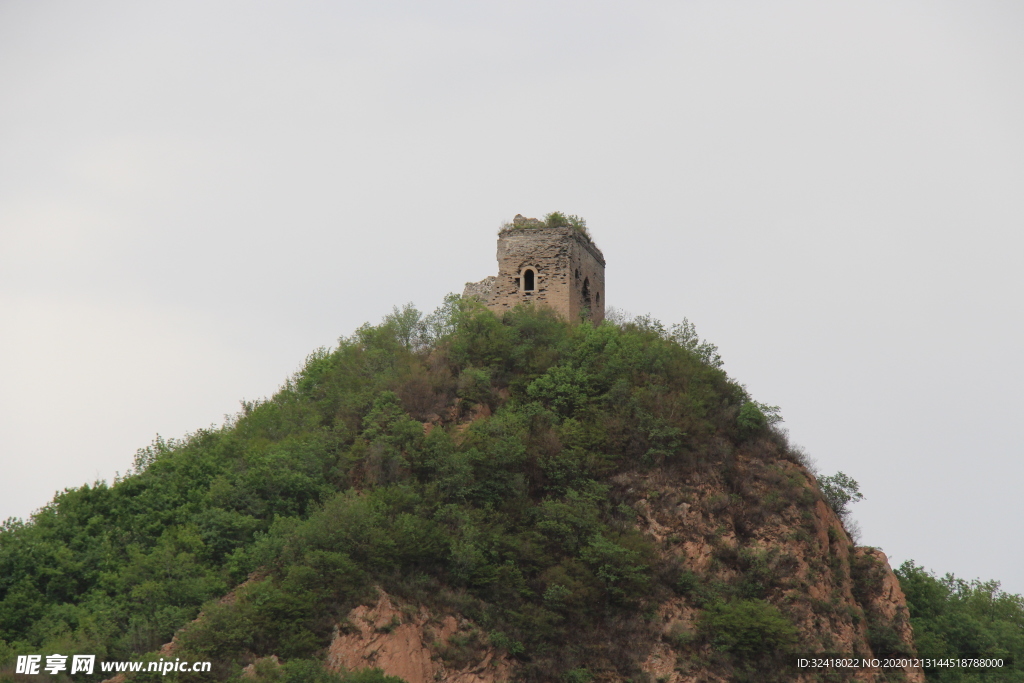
<box><xmin>818</xmin><ymin>471</ymin><xmax>864</xmax><ymax>518</ymax></box>
<box><xmin>896</xmin><ymin>561</ymin><xmax>1024</xmax><ymax>681</ymax></box>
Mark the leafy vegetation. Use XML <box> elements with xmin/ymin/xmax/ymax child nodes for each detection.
<box><xmin>541</xmin><ymin>211</ymin><xmax>590</xmax><ymax>239</ymax></box>
<box><xmin>1</xmin><ymin>296</ymin><xmax>776</xmax><ymax>681</ymax></box>
<box><xmin>818</xmin><ymin>472</ymin><xmax>865</xmax><ymax>519</ymax></box>
<box><xmin>896</xmin><ymin>561</ymin><xmax>1024</xmax><ymax>682</ymax></box>
<box><xmin>697</xmin><ymin>599</ymin><xmax>798</xmax><ymax>658</ymax></box>
<box><xmin>499</xmin><ymin>212</ymin><xmax>592</xmax><ymax>241</ymax></box>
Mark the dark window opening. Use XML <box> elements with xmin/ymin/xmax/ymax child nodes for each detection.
<box><xmin>523</xmin><ymin>269</ymin><xmax>535</xmax><ymax>291</ymax></box>
<box><xmin>582</xmin><ymin>277</ymin><xmax>591</xmax><ymax>310</ymax></box>
<box><xmin>596</xmin><ymin>292</ymin><xmax>601</xmax><ymax>305</ymax></box>
<box><xmin>575</xmin><ymin>268</ymin><xmax>580</xmax><ymax>280</ymax></box>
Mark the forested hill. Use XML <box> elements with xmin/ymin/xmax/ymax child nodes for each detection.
<box><xmin>0</xmin><ymin>298</ymin><xmax>958</xmax><ymax>682</ymax></box>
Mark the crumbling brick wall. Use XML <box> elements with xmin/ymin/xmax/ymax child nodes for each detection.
<box><xmin>463</xmin><ymin>220</ymin><xmax>605</xmax><ymax>323</ymax></box>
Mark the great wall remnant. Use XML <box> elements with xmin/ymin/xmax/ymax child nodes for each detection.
<box><xmin>463</xmin><ymin>215</ymin><xmax>606</xmax><ymax>323</ymax></box>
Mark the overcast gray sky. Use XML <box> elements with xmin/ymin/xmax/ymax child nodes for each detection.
<box><xmin>2</xmin><ymin>0</ymin><xmax>1022</xmax><ymax>594</ymax></box>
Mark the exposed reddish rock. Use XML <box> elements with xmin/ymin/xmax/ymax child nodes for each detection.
<box><xmin>326</xmin><ymin>590</ymin><xmax>513</xmax><ymax>683</ymax></box>
<box><xmin>619</xmin><ymin>444</ymin><xmax>924</xmax><ymax>683</ymax></box>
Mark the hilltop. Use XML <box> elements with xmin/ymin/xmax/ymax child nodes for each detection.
<box><xmin>0</xmin><ymin>298</ymin><xmax>922</xmax><ymax>682</ymax></box>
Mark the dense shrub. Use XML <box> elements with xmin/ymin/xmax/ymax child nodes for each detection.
<box><xmin>697</xmin><ymin>599</ymin><xmax>798</xmax><ymax>659</ymax></box>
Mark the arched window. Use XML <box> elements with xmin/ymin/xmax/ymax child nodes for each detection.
<box><xmin>523</xmin><ymin>268</ymin><xmax>535</xmax><ymax>291</ymax></box>
<box><xmin>596</xmin><ymin>292</ymin><xmax>601</xmax><ymax>305</ymax></box>
<box><xmin>582</xmin><ymin>277</ymin><xmax>591</xmax><ymax>308</ymax></box>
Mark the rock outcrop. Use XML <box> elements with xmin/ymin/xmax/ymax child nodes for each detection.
<box><xmin>617</xmin><ymin>440</ymin><xmax>924</xmax><ymax>683</ymax></box>
<box><xmin>326</xmin><ymin>590</ymin><xmax>512</xmax><ymax>683</ymax></box>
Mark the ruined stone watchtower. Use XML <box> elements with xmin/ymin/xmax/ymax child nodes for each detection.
<box><xmin>463</xmin><ymin>214</ymin><xmax>606</xmax><ymax>323</ymax></box>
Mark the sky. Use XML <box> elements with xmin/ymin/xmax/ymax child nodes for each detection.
<box><xmin>1</xmin><ymin>0</ymin><xmax>1022</xmax><ymax>594</ymax></box>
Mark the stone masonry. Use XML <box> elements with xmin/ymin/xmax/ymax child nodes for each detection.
<box><xmin>463</xmin><ymin>215</ymin><xmax>606</xmax><ymax>323</ymax></box>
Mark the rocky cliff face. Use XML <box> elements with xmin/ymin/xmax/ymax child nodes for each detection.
<box><xmin>325</xmin><ymin>591</ymin><xmax>512</xmax><ymax>683</ymax></box>
<box><xmin>618</xmin><ymin>440</ymin><xmax>923</xmax><ymax>683</ymax></box>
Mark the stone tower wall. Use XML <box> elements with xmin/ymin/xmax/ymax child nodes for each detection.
<box><xmin>467</xmin><ymin>225</ymin><xmax>605</xmax><ymax>323</ymax></box>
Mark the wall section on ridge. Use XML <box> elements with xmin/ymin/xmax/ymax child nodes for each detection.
<box><xmin>478</xmin><ymin>225</ymin><xmax>606</xmax><ymax>323</ymax></box>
